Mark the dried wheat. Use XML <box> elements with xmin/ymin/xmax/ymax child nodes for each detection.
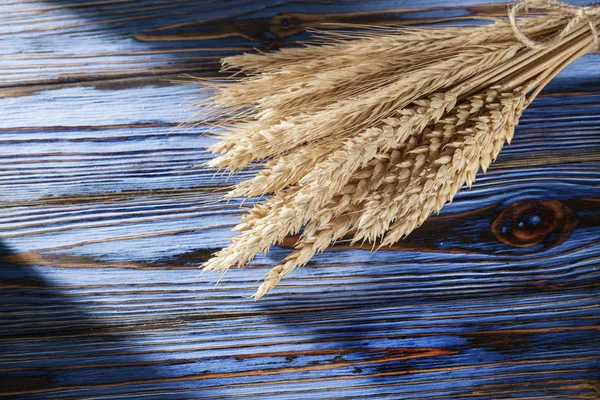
<box><xmin>200</xmin><ymin>2</ymin><xmax>600</xmax><ymax>298</ymax></box>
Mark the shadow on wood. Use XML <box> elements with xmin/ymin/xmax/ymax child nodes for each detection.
<box><xmin>13</xmin><ymin>0</ymin><xmax>515</xmax><ymax>96</ymax></box>
<box><xmin>0</xmin><ymin>241</ymin><xmax>208</xmax><ymax>399</ymax></box>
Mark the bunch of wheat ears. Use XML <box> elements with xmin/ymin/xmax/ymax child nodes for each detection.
<box><xmin>200</xmin><ymin>0</ymin><xmax>599</xmax><ymax>299</ymax></box>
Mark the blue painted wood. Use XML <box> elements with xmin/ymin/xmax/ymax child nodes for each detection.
<box><xmin>0</xmin><ymin>0</ymin><xmax>599</xmax><ymax>399</ymax></box>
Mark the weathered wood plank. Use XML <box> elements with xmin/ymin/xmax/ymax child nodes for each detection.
<box><xmin>0</xmin><ymin>0</ymin><xmax>598</xmax><ymax>399</ymax></box>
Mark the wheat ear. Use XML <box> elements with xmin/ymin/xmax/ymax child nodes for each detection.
<box><xmin>200</xmin><ymin>5</ymin><xmax>599</xmax><ymax>298</ymax></box>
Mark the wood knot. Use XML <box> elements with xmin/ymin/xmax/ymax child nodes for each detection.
<box><xmin>270</xmin><ymin>14</ymin><xmax>305</xmax><ymax>38</ymax></box>
<box><xmin>491</xmin><ymin>200</ymin><xmax>578</xmax><ymax>248</ymax></box>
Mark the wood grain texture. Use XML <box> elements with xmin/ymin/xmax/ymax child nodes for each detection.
<box><xmin>0</xmin><ymin>0</ymin><xmax>599</xmax><ymax>399</ymax></box>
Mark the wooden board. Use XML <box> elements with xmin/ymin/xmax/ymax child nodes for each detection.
<box><xmin>0</xmin><ymin>1</ymin><xmax>599</xmax><ymax>398</ymax></box>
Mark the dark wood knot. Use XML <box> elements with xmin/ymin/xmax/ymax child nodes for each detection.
<box><xmin>491</xmin><ymin>200</ymin><xmax>578</xmax><ymax>248</ymax></box>
<box><xmin>270</xmin><ymin>14</ymin><xmax>305</xmax><ymax>37</ymax></box>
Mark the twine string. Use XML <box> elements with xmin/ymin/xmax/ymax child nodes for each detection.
<box><xmin>509</xmin><ymin>0</ymin><xmax>600</xmax><ymax>49</ymax></box>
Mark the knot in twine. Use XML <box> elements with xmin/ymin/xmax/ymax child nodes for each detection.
<box><xmin>509</xmin><ymin>0</ymin><xmax>600</xmax><ymax>50</ymax></box>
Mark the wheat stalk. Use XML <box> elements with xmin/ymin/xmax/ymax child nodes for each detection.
<box><xmin>209</xmin><ymin>45</ymin><xmax>519</xmax><ymax>172</ymax></box>
<box><xmin>199</xmin><ymin>1</ymin><xmax>600</xmax><ymax>298</ymax></box>
<box><xmin>253</xmin><ymin>87</ymin><xmax>525</xmax><ymax>299</ymax></box>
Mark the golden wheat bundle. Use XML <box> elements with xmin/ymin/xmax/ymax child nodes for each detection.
<box><xmin>199</xmin><ymin>0</ymin><xmax>599</xmax><ymax>299</ymax></box>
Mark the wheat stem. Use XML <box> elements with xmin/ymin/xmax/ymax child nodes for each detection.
<box><xmin>200</xmin><ymin>9</ymin><xmax>597</xmax><ymax>298</ymax></box>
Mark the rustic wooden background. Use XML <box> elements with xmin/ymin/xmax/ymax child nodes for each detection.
<box><xmin>0</xmin><ymin>0</ymin><xmax>599</xmax><ymax>398</ymax></box>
